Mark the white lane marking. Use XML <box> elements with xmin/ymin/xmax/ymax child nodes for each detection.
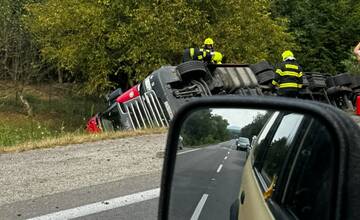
<box><xmin>27</xmin><ymin>188</ymin><xmax>160</xmax><ymax>220</ymax></box>
<box><xmin>224</xmin><ymin>156</ymin><xmax>228</xmax><ymax>160</ymax></box>
<box><xmin>217</xmin><ymin>164</ymin><xmax>223</xmax><ymax>173</ymax></box>
<box><xmin>227</xmin><ymin>151</ymin><xmax>230</xmax><ymax>155</ymax></box>
<box><xmin>190</xmin><ymin>194</ymin><xmax>209</xmax><ymax>220</ymax></box>
<box><xmin>177</xmin><ymin>148</ymin><xmax>201</xmax><ymax>155</ymax></box>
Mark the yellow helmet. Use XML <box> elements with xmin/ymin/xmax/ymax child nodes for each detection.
<box><xmin>282</xmin><ymin>50</ymin><xmax>294</xmax><ymax>61</ymax></box>
<box><xmin>204</xmin><ymin>38</ymin><xmax>214</xmax><ymax>45</ymax></box>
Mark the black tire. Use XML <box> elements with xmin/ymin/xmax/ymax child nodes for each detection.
<box><xmin>256</xmin><ymin>70</ymin><xmax>275</xmax><ymax>85</ymax></box>
<box><xmin>302</xmin><ymin>75</ymin><xmax>310</xmax><ymax>87</ymax></box>
<box><xmin>306</xmin><ymin>73</ymin><xmax>327</xmax><ymax>89</ymax></box>
<box><xmin>230</xmin><ymin>199</ymin><xmax>240</xmax><ymax>220</ymax></box>
<box><xmin>326</xmin><ymin>87</ymin><xmax>341</xmax><ymax>96</ymax></box>
<box><xmin>351</xmin><ymin>76</ymin><xmax>360</xmax><ymax>89</ymax></box>
<box><xmin>250</xmin><ymin>61</ymin><xmax>274</xmax><ymax>75</ymax></box>
<box><xmin>182</xmin><ymin>48</ymin><xmax>191</xmax><ymax>62</ymax></box>
<box><xmin>333</xmin><ymin>73</ymin><xmax>352</xmax><ymax>86</ymax></box>
<box><xmin>327</xmin><ymin>86</ymin><xmax>352</xmax><ymax>96</ymax></box>
<box><xmin>176</xmin><ymin>61</ymin><xmax>208</xmax><ymax>80</ymax></box>
<box><xmin>309</xmin><ymin>78</ymin><xmax>327</xmax><ymax>89</ymax></box>
<box><xmin>353</xmin><ymin>88</ymin><xmax>360</xmax><ymax>94</ymax></box>
<box><xmin>326</xmin><ymin>77</ymin><xmax>336</xmax><ymax>88</ymax></box>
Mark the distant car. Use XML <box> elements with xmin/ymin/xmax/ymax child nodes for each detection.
<box><xmin>235</xmin><ymin>137</ymin><xmax>250</xmax><ymax>151</ymax></box>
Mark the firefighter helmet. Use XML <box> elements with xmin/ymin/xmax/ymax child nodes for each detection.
<box><xmin>204</xmin><ymin>38</ymin><xmax>214</xmax><ymax>45</ymax></box>
<box><xmin>282</xmin><ymin>50</ymin><xmax>294</xmax><ymax>61</ymax></box>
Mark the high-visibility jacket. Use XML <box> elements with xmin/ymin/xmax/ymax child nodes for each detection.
<box><xmin>182</xmin><ymin>48</ymin><xmax>222</xmax><ymax>64</ymax></box>
<box><xmin>272</xmin><ymin>59</ymin><xmax>303</xmax><ymax>90</ymax></box>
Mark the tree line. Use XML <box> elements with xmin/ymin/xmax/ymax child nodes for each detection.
<box><xmin>1</xmin><ymin>0</ymin><xmax>360</xmax><ymax>96</ymax></box>
<box><xmin>240</xmin><ymin>112</ymin><xmax>272</xmax><ymax>141</ymax></box>
<box><xmin>181</xmin><ymin>109</ymin><xmax>230</xmax><ymax>147</ymax></box>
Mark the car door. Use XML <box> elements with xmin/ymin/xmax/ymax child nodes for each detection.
<box><xmin>239</xmin><ymin>112</ymin><xmax>307</xmax><ymax>220</ymax></box>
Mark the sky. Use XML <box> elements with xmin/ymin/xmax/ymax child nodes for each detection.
<box><xmin>211</xmin><ymin>108</ymin><xmax>267</xmax><ymax>130</ymax></box>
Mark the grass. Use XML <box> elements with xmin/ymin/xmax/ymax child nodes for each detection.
<box><xmin>0</xmin><ymin>82</ymin><xmax>166</xmax><ymax>150</ymax></box>
<box><xmin>0</xmin><ymin>127</ymin><xmax>167</xmax><ymax>154</ymax></box>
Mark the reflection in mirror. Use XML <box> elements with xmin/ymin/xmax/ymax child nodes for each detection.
<box><xmin>168</xmin><ymin>108</ymin><xmax>335</xmax><ymax>220</ymax></box>
<box><xmin>169</xmin><ymin>108</ymin><xmax>271</xmax><ymax>219</ymax></box>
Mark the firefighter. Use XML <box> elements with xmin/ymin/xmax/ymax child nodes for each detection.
<box><xmin>182</xmin><ymin>38</ymin><xmax>223</xmax><ymax>64</ymax></box>
<box><xmin>201</xmin><ymin>37</ymin><xmax>215</xmax><ymax>62</ymax></box>
<box><xmin>272</xmin><ymin>50</ymin><xmax>303</xmax><ymax>97</ymax></box>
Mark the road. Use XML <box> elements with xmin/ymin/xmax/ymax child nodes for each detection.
<box><xmin>0</xmin><ymin>173</ymin><xmax>161</xmax><ymax>220</ymax></box>
<box><xmin>0</xmin><ymin>134</ymin><xmax>166</xmax><ymax>220</ymax></box>
<box><xmin>0</xmin><ymin>139</ymin><xmax>246</xmax><ymax>220</ymax></box>
<box><xmin>170</xmin><ymin>140</ymin><xmax>246</xmax><ymax>220</ymax></box>
<box><xmin>2</xmin><ymin>114</ymin><xmax>358</xmax><ymax>220</ymax></box>
<box><xmin>1</xmin><ymin>114</ymin><xmax>358</xmax><ymax>220</ymax></box>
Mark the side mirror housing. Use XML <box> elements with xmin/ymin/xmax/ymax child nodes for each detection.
<box><xmin>158</xmin><ymin>96</ymin><xmax>360</xmax><ymax>220</ymax></box>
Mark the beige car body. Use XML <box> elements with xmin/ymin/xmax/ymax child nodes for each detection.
<box><xmin>238</xmin><ymin>151</ymin><xmax>275</xmax><ymax>220</ymax></box>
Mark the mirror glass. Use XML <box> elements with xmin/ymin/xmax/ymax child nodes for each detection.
<box><xmin>168</xmin><ymin>108</ymin><xmax>335</xmax><ymax>220</ymax></box>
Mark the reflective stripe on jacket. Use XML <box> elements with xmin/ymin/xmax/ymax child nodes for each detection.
<box><xmin>273</xmin><ymin>60</ymin><xmax>303</xmax><ymax>90</ymax></box>
<box><xmin>186</xmin><ymin>47</ymin><xmax>221</xmax><ymax>64</ymax></box>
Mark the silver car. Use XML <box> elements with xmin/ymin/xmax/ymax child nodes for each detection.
<box><xmin>236</xmin><ymin>137</ymin><xmax>250</xmax><ymax>151</ymax></box>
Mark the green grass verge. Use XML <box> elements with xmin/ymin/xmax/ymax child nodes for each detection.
<box><xmin>0</xmin><ymin>83</ymin><xmax>106</xmax><ymax>147</ymax></box>
<box><xmin>0</xmin><ymin>128</ymin><xmax>167</xmax><ymax>154</ymax></box>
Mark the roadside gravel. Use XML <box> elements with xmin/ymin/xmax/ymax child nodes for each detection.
<box><xmin>0</xmin><ymin>133</ymin><xmax>166</xmax><ymax>206</ymax></box>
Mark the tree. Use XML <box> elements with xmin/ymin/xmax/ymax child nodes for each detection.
<box><xmin>342</xmin><ymin>51</ymin><xmax>360</xmax><ymax>75</ymax></box>
<box><xmin>271</xmin><ymin>0</ymin><xmax>360</xmax><ymax>74</ymax></box>
<box><xmin>181</xmin><ymin>109</ymin><xmax>230</xmax><ymax>146</ymax></box>
<box><xmin>0</xmin><ymin>0</ymin><xmax>41</xmax><ymax>116</ymax></box>
<box><xmin>24</xmin><ymin>0</ymin><xmax>297</xmax><ymax>94</ymax></box>
<box><xmin>240</xmin><ymin>112</ymin><xmax>272</xmax><ymax>140</ymax></box>
<box><xmin>209</xmin><ymin>0</ymin><xmax>298</xmax><ymax>64</ymax></box>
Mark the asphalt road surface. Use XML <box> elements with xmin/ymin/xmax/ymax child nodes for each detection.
<box><xmin>169</xmin><ymin>140</ymin><xmax>247</xmax><ymax>220</ymax></box>
<box><xmin>0</xmin><ymin>173</ymin><xmax>161</xmax><ymax>220</ymax></box>
<box><xmin>0</xmin><ymin>139</ymin><xmax>245</xmax><ymax>220</ymax></box>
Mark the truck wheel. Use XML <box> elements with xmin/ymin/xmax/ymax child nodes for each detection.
<box><xmin>256</xmin><ymin>70</ymin><xmax>275</xmax><ymax>85</ymax></box>
<box><xmin>326</xmin><ymin>77</ymin><xmax>336</xmax><ymax>88</ymax></box>
<box><xmin>353</xmin><ymin>88</ymin><xmax>360</xmax><ymax>94</ymax></box>
<box><xmin>250</xmin><ymin>61</ymin><xmax>274</xmax><ymax>75</ymax></box>
<box><xmin>302</xmin><ymin>75</ymin><xmax>310</xmax><ymax>88</ymax></box>
<box><xmin>308</xmin><ymin>76</ymin><xmax>327</xmax><ymax>89</ymax></box>
<box><xmin>176</xmin><ymin>61</ymin><xmax>208</xmax><ymax>80</ymax></box>
<box><xmin>333</xmin><ymin>73</ymin><xmax>352</xmax><ymax>86</ymax></box>
<box><xmin>351</xmin><ymin>76</ymin><xmax>360</xmax><ymax>89</ymax></box>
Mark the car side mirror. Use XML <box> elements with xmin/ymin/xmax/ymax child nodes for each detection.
<box><xmin>158</xmin><ymin>96</ymin><xmax>360</xmax><ymax>220</ymax></box>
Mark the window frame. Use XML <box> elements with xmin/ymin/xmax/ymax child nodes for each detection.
<box><xmin>252</xmin><ymin>111</ymin><xmax>281</xmax><ymax>168</ymax></box>
<box><xmin>254</xmin><ymin>113</ymin><xmax>312</xmax><ymax>219</ymax></box>
<box><xmin>254</xmin><ymin>112</ymin><xmax>306</xmax><ymax>188</ymax></box>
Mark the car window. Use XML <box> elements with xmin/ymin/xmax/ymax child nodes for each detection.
<box><xmin>253</xmin><ymin>111</ymin><xmax>280</xmax><ymax>160</ymax></box>
<box><xmin>260</xmin><ymin>113</ymin><xmax>304</xmax><ymax>185</ymax></box>
<box><xmin>284</xmin><ymin>119</ymin><xmax>335</xmax><ymax>220</ymax></box>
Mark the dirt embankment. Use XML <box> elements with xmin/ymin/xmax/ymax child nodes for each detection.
<box><xmin>0</xmin><ymin>134</ymin><xmax>166</xmax><ymax>206</ymax></box>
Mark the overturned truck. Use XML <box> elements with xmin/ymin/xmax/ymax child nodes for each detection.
<box><xmin>86</xmin><ymin>61</ymin><xmax>360</xmax><ymax>132</ymax></box>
